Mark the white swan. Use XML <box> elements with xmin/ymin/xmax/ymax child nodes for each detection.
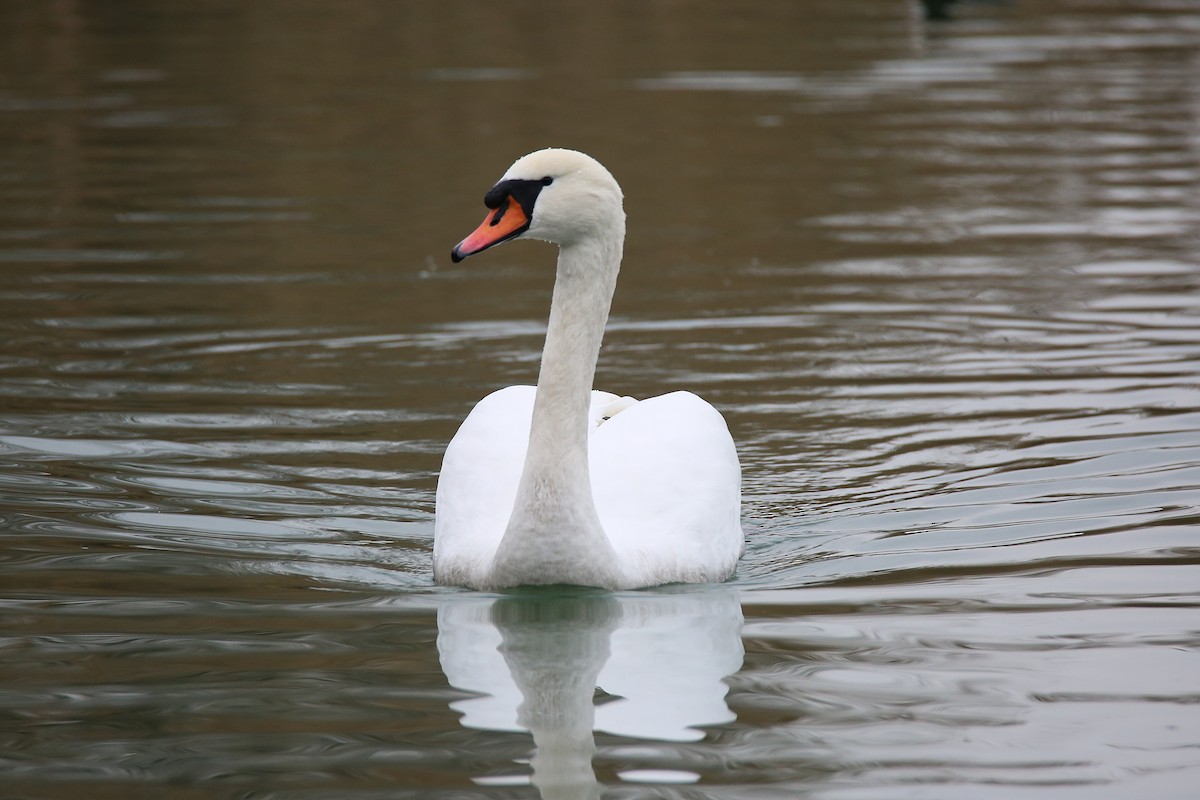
<box><xmin>433</xmin><ymin>148</ymin><xmax>743</xmax><ymax>590</ymax></box>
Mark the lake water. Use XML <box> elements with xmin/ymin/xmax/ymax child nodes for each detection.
<box><xmin>2</xmin><ymin>1</ymin><xmax>1199</xmax><ymax>797</ymax></box>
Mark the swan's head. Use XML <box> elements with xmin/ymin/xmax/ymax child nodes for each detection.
<box><xmin>451</xmin><ymin>148</ymin><xmax>624</xmax><ymax>263</ymax></box>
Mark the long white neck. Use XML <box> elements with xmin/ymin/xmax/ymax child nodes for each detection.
<box><xmin>490</xmin><ymin>231</ymin><xmax>625</xmax><ymax>589</ymax></box>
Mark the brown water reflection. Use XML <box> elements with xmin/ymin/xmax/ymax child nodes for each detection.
<box><xmin>2</xmin><ymin>0</ymin><xmax>1199</xmax><ymax>797</ymax></box>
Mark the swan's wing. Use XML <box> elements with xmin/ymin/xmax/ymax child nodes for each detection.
<box><xmin>433</xmin><ymin>385</ymin><xmax>535</xmax><ymax>587</ymax></box>
<box><xmin>589</xmin><ymin>391</ymin><xmax>743</xmax><ymax>587</ymax></box>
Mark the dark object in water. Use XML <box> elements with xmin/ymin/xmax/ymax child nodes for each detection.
<box><xmin>922</xmin><ymin>0</ymin><xmax>959</xmax><ymax>20</ymax></box>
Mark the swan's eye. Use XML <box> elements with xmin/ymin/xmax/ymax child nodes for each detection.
<box><xmin>540</xmin><ymin>177</ymin><xmax>553</xmax><ymax>186</ymax></box>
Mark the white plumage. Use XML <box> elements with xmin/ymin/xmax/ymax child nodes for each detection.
<box><xmin>433</xmin><ymin>149</ymin><xmax>743</xmax><ymax>590</ymax></box>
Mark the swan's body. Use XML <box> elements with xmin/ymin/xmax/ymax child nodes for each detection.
<box><xmin>434</xmin><ymin>148</ymin><xmax>743</xmax><ymax>590</ymax></box>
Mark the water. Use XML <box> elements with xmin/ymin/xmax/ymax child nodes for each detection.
<box><xmin>2</xmin><ymin>0</ymin><xmax>1199</xmax><ymax>797</ymax></box>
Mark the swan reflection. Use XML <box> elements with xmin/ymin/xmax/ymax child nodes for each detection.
<box><xmin>437</xmin><ymin>587</ymin><xmax>743</xmax><ymax>795</ymax></box>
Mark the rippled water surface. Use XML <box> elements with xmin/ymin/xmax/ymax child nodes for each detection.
<box><xmin>3</xmin><ymin>1</ymin><xmax>1199</xmax><ymax>797</ymax></box>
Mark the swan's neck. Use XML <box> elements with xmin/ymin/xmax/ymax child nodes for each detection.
<box><xmin>491</xmin><ymin>234</ymin><xmax>625</xmax><ymax>588</ymax></box>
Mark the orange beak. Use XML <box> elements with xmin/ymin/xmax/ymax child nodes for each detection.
<box><xmin>451</xmin><ymin>196</ymin><xmax>531</xmax><ymax>263</ymax></box>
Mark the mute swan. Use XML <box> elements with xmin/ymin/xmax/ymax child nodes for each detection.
<box><xmin>434</xmin><ymin>148</ymin><xmax>743</xmax><ymax>590</ymax></box>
